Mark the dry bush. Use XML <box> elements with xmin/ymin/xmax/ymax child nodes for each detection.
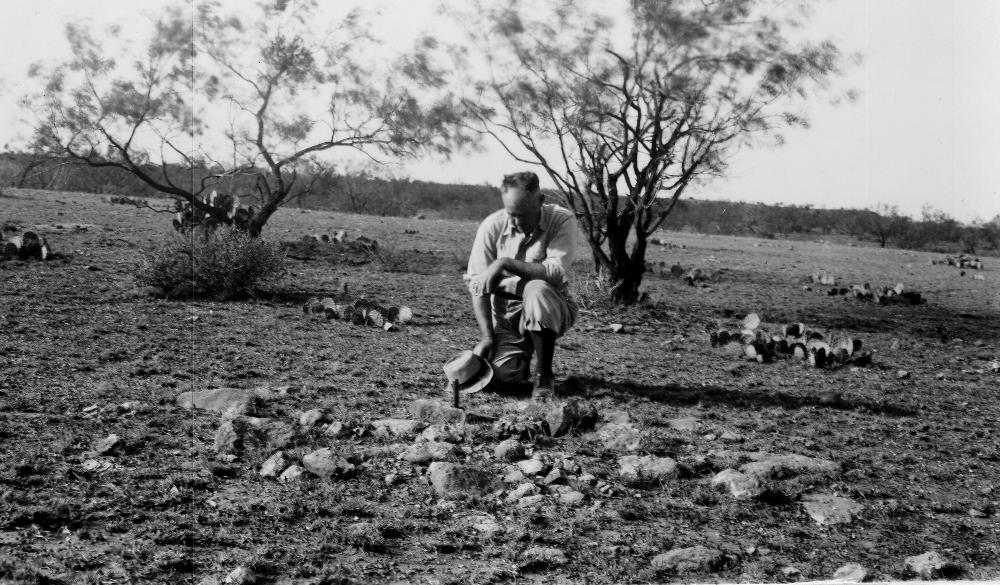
<box><xmin>137</xmin><ymin>227</ymin><xmax>285</xmax><ymax>299</ymax></box>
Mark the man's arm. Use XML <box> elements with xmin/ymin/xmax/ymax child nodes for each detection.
<box><xmin>471</xmin><ymin>294</ymin><xmax>495</xmax><ymax>359</ymax></box>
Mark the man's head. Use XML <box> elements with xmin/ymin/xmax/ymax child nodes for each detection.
<box><xmin>501</xmin><ymin>172</ymin><xmax>543</xmax><ymax>235</ymax></box>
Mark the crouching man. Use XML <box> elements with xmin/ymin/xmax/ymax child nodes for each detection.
<box><xmin>465</xmin><ymin>171</ymin><xmax>578</xmax><ymax>399</ymax></box>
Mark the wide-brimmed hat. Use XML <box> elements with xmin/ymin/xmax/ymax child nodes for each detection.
<box><xmin>442</xmin><ymin>350</ymin><xmax>493</xmax><ymax>394</ymax></box>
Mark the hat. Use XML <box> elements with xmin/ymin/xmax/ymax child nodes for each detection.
<box><xmin>442</xmin><ymin>350</ymin><xmax>494</xmax><ymax>394</ymax></box>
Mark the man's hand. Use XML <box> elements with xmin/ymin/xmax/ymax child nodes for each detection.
<box><xmin>472</xmin><ymin>337</ymin><xmax>494</xmax><ymax>361</ymax></box>
<box><xmin>481</xmin><ymin>258</ymin><xmax>508</xmax><ymax>295</ymax></box>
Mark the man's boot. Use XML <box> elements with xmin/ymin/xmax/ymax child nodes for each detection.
<box><xmin>529</xmin><ymin>329</ymin><xmax>557</xmax><ymax>400</ymax></box>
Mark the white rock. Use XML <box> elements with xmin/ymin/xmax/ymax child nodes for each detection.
<box><xmin>521</xmin><ymin>546</ymin><xmax>567</xmax><ymax>566</ymax></box>
<box><xmin>421</xmin><ymin>424</ymin><xmax>463</xmax><ymax>444</ymax></box>
<box><xmin>516</xmin><ymin>458</ymin><xmax>547</xmax><ymax>476</ymax></box>
<box><xmin>494</xmin><ymin>438</ymin><xmax>526</xmax><ymax>461</ymax></box>
<box><xmin>598</xmin><ymin>422</ymin><xmax>642</xmax><ymax>452</ymax></box>
<box><xmin>801</xmin><ymin>493</ymin><xmax>863</xmax><ymax>526</ymax></box>
<box><xmin>259</xmin><ymin>451</ymin><xmax>288</xmax><ymax>478</ymax></box>
<box><xmin>668</xmin><ymin>416</ymin><xmax>701</xmax><ymax>432</ymax></box>
<box><xmin>401</xmin><ymin>441</ymin><xmax>456</xmax><ymax>464</ymax></box>
<box><xmin>278</xmin><ymin>464</ymin><xmax>304</xmax><ymax>483</ymax></box>
<box><xmin>372</xmin><ymin>418</ymin><xmax>428</xmax><ymax>439</ymax></box>
<box><xmin>224</xmin><ymin>566</ymin><xmax>254</xmax><ymax>585</ymax></box>
<box><xmin>301</xmin><ymin>448</ymin><xmax>354</xmax><ymax>478</ymax></box>
<box><xmin>505</xmin><ymin>482</ymin><xmax>539</xmax><ymax>503</ymax></box>
<box><xmin>739</xmin><ymin>452</ymin><xmax>839</xmax><ymax>480</ymax></box>
<box><xmin>517</xmin><ymin>494</ymin><xmax>546</xmax><ymax>508</ymax></box>
<box><xmin>559</xmin><ymin>490</ymin><xmax>585</xmax><ymax>506</ymax></box>
<box><xmin>711</xmin><ymin>469</ymin><xmax>763</xmax><ymax>500</ymax></box>
<box><xmin>298</xmin><ymin>408</ymin><xmax>327</xmax><ymax>428</ymax></box>
<box><xmin>833</xmin><ymin>562</ymin><xmax>868</xmax><ymax>582</ymax></box>
<box><xmin>650</xmin><ymin>545</ymin><xmax>723</xmax><ymax>573</ymax></box>
<box><xmin>618</xmin><ymin>455</ymin><xmax>679</xmax><ymax>482</ymax></box>
<box><xmin>904</xmin><ymin>551</ymin><xmax>953</xmax><ymax>579</ymax></box>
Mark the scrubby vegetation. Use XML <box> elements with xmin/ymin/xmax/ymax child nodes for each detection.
<box><xmin>137</xmin><ymin>228</ymin><xmax>286</xmax><ymax>300</ymax></box>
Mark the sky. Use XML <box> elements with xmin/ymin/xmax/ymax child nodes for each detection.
<box><xmin>1</xmin><ymin>0</ymin><xmax>998</xmax><ymax>223</ymax></box>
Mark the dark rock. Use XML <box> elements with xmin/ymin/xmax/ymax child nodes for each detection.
<box><xmin>547</xmin><ymin>399</ymin><xmax>598</xmax><ymax>437</ymax></box>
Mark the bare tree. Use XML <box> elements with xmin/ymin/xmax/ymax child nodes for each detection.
<box><xmin>457</xmin><ymin>0</ymin><xmax>851</xmax><ymax>303</ymax></box>
<box><xmin>24</xmin><ymin>0</ymin><xmax>469</xmax><ymax>236</ymax></box>
<box><xmin>860</xmin><ymin>203</ymin><xmax>909</xmax><ymax>248</ymax></box>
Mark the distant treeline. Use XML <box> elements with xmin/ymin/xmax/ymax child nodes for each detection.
<box><xmin>2</xmin><ymin>152</ymin><xmax>997</xmax><ymax>254</ymax></box>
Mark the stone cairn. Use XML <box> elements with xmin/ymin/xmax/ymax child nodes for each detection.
<box><xmin>303</xmin><ymin>297</ymin><xmax>413</xmax><ymax>332</ymax></box>
<box><xmin>709</xmin><ymin>313</ymin><xmax>873</xmax><ymax>369</ymax></box>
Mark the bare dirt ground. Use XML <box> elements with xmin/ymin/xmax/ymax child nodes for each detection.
<box><xmin>2</xmin><ymin>188</ymin><xmax>999</xmax><ymax>584</ymax></box>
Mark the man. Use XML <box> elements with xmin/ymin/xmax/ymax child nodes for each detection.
<box><xmin>464</xmin><ymin>171</ymin><xmax>578</xmax><ymax>399</ymax></box>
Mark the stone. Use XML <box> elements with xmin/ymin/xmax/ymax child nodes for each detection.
<box><xmin>560</xmin><ymin>458</ymin><xmax>581</xmax><ymax>474</ymax></box>
<box><xmin>542</xmin><ymin>467</ymin><xmax>568</xmax><ymax>485</ymax></box>
<box><xmin>298</xmin><ymin>408</ymin><xmax>327</xmax><ymax>428</ymax></box>
<box><xmin>409</xmin><ymin>399</ymin><xmax>466</xmax><ymax>424</ymax></box>
<box><xmin>559</xmin><ymin>490</ymin><xmax>585</xmax><ymax>506</ymax></box>
<box><xmin>421</xmin><ymin>425</ymin><xmax>463</xmax><ymax>444</ymax></box>
<box><xmin>278</xmin><ymin>465</ymin><xmax>304</xmax><ymax>483</ymax></box>
<box><xmin>547</xmin><ymin>399</ymin><xmax>599</xmax><ymax>437</ymax></box>
<box><xmin>401</xmin><ymin>441</ymin><xmax>457</xmax><ymax>464</ymax></box>
<box><xmin>598</xmin><ymin>422</ymin><xmax>642</xmax><ymax>451</ymax></box>
<box><xmin>904</xmin><ymin>551</ymin><xmax>955</xmax><ymax>580</ymax></box>
<box><xmin>223</xmin><ymin>566</ymin><xmax>255</xmax><ymax>585</ymax></box>
<box><xmin>897</xmin><ymin>370</ymin><xmax>911</xmax><ymax>380</ymax></box>
<box><xmin>668</xmin><ymin>416</ymin><xmax>702</xmax><ymax>432</ymax></box>
<box><xmin>801</xmin><ymin>493</ymin><xmax>863</xmax><ymax>525</ymax></box>
<box><xmin>516</xmin><ymin>458</ymin><xmax>547</xmax><ymax>476</ymax></box>
<box><xmin>372</xmin><ymin>418</ymin><xmax>428</xmax><ymax>439</ymax></box>
<box><xmin>609</xmin><ymin>323</ymin><xmax>625</xmax><ymax>334</ymax></box>
<box><xmin>720</xmin><ymin>430</ymin><xmax>743</xmax><ymax>443</ymax></box>
<box><xmin>520</xmin><ymin>546</ymin><xmax>568</xmax><ymax>567</ymax></box>
<box><xmin>740</xmin><ymin>452</ymin><xmax>839</xmax><ymax>480</ymax></box>
<box><xmin>603</xmin><ymin>410</ymin><xmax>631</xmax><ymax>424</ymax></box>
<box><xmin>517</xmin><ymin>494</ymin><xmax>546</xmax><ymax>508</ymax></box>
<box><xmin>259</xmin><ymin>451</ymin><xmax>288</xmax><ymax>478</ymax></box>
<box><xmin>618</xmin><ymin>455</ymin><xmax>679</xmax><ymax>483</ymax></box>
<box><xmin>503</xmin><ymin>468</ymin><xmax>526</xmax><ymax>483</ymax></box>
<box><xmin>576</xmin><ymin>473</ymin><xmax>597</xmax><ymax>486</ymax></box>
<box><xmin>505</xmin><ymin>483</ymin><xmax>539</xmax><ymax>503</ymax></box>
<box><xmin>650</xmin><ymin>545</ymin><xmax>724</xmax><ymax>574</ymax></box>
<box><xmin>780</xmin><ymin>566</ymin><xmax>801</xmax><ymax>578</ymax></box>
<box><xmin>428</xmin><ymin>462</ymin><xmax>501</xmax><ymax>497</ymax></box>
<box><xmin>464</xmin><ymin>514</ymin><xmax>503</xmax><ymax>538</ymax></box>
<box><xmin>93</xmin><ymin>434</ymin><xmax>121</xmax><ymax>455</ymax></box>
<box><xmin>214</xmin><ymin>417</ymin><xmax>296</xmax><ymax>456</ymax></box>
<box><xmin>301</xmin><ymin>448</ymin><xmax>355</xmax><ymax>479</ymax></box>
<box><xmin>711</xmin><ymin>469</ymin><xmax>763</xmax><ymax>500</ymax></box>
<box><xmin>345</xmin><ymin>522</ymin><xmax>384</xmax><ymax>548</ymax></box>
<box><xmin>494</xmin><ymin>438</ymin><xmax>526</xmax><ymax>461</ymax></box>
<box><xmin>175</xmin><ymin>388</ymin><xmax>258</xmax><ymax>417</ymax></box>
<box><xmin>323</xmin><ymin>421</ymin><xmax>350</xmax><ymax>438</ymax></box>
<box><xmin>833</xmin><ymin>562</ymin><xmax>869</xmax><ymax>582</ymax></box>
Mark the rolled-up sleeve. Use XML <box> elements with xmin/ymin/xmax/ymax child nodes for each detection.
<box><xmin>464</xmin><ymin>214</ymin><xmax>500</xmax><ymax>296</ymax></box>
<box><xmin>541</xmin><ymin>213</ymin><xmax>577</xmax><ymax>289</ymax></box>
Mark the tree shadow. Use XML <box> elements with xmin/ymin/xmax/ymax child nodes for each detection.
<box><xmin>559</xmin><ymin>375</ymin><xmax>916</xmax><ymax>417</ymax></box>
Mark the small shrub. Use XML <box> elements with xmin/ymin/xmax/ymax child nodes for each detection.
<box><xmin>137</xmin><ymin>227</ymin><xmax>285</xmax><ymax>299</ymax></box>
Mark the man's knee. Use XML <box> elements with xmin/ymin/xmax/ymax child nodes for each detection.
<box><xmin>520</xmin><ymin>279</ymin><xmax>573</xmax><ymax>334</ymax></box>
<box><xmin>492</xmin><ymin>355</ymin><xmax>529</xmax><ymax>385</ymax></box>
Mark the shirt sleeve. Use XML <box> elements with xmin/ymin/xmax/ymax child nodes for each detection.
<box><xmin>464</xmin><ymin>215</ymin><xmax>499</xmax><ymax>296</ymax></box>
<box><xmin>542</xmin><ymin>212</ymin><xmax>577</xmax><ymax>288</ymax></box>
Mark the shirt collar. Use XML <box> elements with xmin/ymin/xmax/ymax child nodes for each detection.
<box><xmin>503</xmin><ymin>204</ymin><xmax>551</xmax><ymax>237</ymax></box>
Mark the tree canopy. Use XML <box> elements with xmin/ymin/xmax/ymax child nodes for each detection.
<box><xmin>455</xmin><ymin>0</ymin><xmax>852</xmax><ymax>302</ymax></box>
<box><xmin>26</xmin><ymin>0</ymin><xmax>470</xmax><ymax>235</ymax></box>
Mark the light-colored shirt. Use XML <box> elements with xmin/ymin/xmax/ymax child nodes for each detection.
<box><xmin>465</xmin><ymin>203</ymin><xmax>577</xmax><ymax>317</ymax></box>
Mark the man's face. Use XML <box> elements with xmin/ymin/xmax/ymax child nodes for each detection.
<box><xmin>502</xmin><ymin>187</ymin><xmax>542</xmax><ymax>235</ymax></box>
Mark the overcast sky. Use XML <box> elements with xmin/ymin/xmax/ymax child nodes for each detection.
<box><xmin>1</xmin><ymin>0</ymin><xmax>998</xmax><ymax>223</ymax></box>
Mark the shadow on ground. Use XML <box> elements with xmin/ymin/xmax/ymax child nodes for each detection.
<box><xmin>559</xmin><ymin>375</ymin><xmax>916</xmax><ymax>417</ymax></box>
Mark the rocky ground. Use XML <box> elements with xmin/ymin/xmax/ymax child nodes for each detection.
<box><xmin>1</xmin><ymin>188</ymin><xmax>999</xmax><ymax>584</ymax></box>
